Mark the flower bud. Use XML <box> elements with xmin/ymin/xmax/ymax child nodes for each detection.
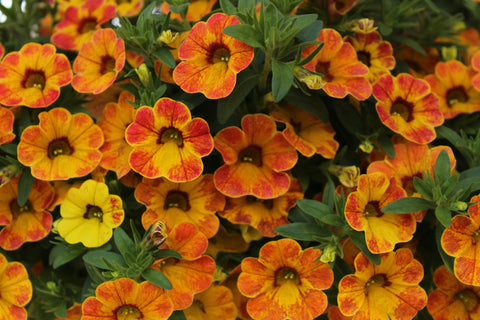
<box><xmin>452</xmin><ymin>201</ymin><xmax>468</xmax><ymax>212</ymax></box>
<box><xmin>359</xmin><ymin>140</ymin><xmax>374</xmax><ymax>153</ymax></box>
<box><xmin>0</xmin><ymin>164</ymin><xmax>19</xmax><ymax>188</ymax></box>
<box><xmin>293</xmin><ymin>66</ymin><xmax>326</xmax><ymax>90</ymax></box>
<box><xmin>345</xmin><ymin>18</ymin><xmax>377</xmax><ymax>34</ymax></box>
<box><xmin>158</xmin><ymin>30</ymin><xmax>178</xmax><ymax>45</ymax></box>
<box><xmin>319</xmin><ymin>245</ymin><xmax>337</xmax><ymax>263</ymax></box>
<box><xmin>141</xmin><ymin>221</ymin><xmax>168</xmax><ymax>250</ymax></box>
<box><xmin>135</xmin><ymin>64</ymin><xmax>150</xmax><ymax>87</ymax></box>
<box><xmin>329</xmin><ymin>165</ymin><xmax>360</xmax><ymax>188</ymax></box>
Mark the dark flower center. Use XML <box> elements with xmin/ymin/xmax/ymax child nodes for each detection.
<box><xmin>116</xmin><ymin>0</ymin><xmax>131</xmax><ymax>3</ymax></box>
<box><xmin>159</xmin><ymin>257</ymin><xmax>180</xmax><ymax>269</ymax></box>
<box><xmin>390</xmin><ymin>98</ymin><xmax>414</xmax><ymax>122</ymax></box>
<box><xmin>365</xmin><ymin>201</ymin><xmax>383</xmax><ymax>217</ymax></box>
<box><xmin>357</xmin><ymin>50</ymin><xmax>371</xmax><ymax>67</ymax></box>
<box><xmin>246</xmin><ymin>195</ymin><xmax>274</xmax><ymax>209</ymax></box>
<box><xmin>10</xmin><ymin>200</ymin><xmax>32</xmax><ymax>218</ymax></box>
<box><xmin>100</xmin><ymin>55</ymin><xmax>116</xmax><ymax>75</ymax></box>
<box><xmin>164</xmin><ymin>190</ymin><xmax>190</xmax><ymax>211</ymax></box>
<box><xmin>455</xmin><ymin>289</ymin><xmax>479</xmax><ymax>312</ymax></box>
<box><xmin>158</xmin><ymin>127</ymin><xmax>183</xmax><ymax>146</ymax></box>
<box><xmin>78</xmin><ymin>17</ymin><xmax>97</xmax><ymax>34</ymax></box>
<box><xmin>191</xmin><ymin>300</ymin><xmax>207</xmax><ymax>313</ymax></box>
<box><xmin>365</xmin><ymin>273</ymin><xmax>391</xmax><ymax>292</ymax></box>
<box><xmin>47</xmin><ymin>137</ymin><xmax>74</xmax><ymax>159</ymax></box>
<box><xmin>238</xmin><ymin>146</ymin><xmax>262</xmax><ymax>166</ymax></box>
<box><xmin>116</xmin><ymin>305</ymin><xmax>142</xmax><ymax>320</ymax></box>
<box><xmin>275</xmin><ymin>267</ymin><xmax>300</xmax><ymax>286</ymax></box>
<box><xmin>207</xmin><ymin>43</ymin><xmax>230</xmax><ymax>64</ymax></box>
<box><xmin>315</xmin><ymin>61</ymin><xmax>332</xmax><ymax>81</ymax></box>
<box><xmin>22</xmin><ymin>69</ymin><xmax>46</xmax><ymax>90</ymax></box>
<box><xmin>84</xmin><ymin>205</ymin><xmax>103</xmax><ymax>221</ymax></box>
<box><xmin>446</xmin><ymin>86</ymin><xmax>469</xmax><ymax>108</ymax></box>
<box><xmin>401</xmin><ymin>173</ymin><xmax>422</xmax><ymax>197</ymax></box>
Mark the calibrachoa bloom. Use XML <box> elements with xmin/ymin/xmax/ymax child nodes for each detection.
<box><xmin>108</xmin><ymin>0</ymin><xmax>143</xmax><ymax>17</ymax></box>
<box><xmin>81</xmin><ymin>277</ymin><xmax>173</xmax><ymax>320</ymax></box>
<box><xmin>337</xmin><ymin>249</ymin><xmax>427</xmax><ymax>320</ymax></box>
<box><xmin>155</xmin><ymin>32</ymin><xmax>189</xmax><ymax>84</ymax></box>
<box><xmin>237</xmin><ymin>238</ymin><xmax>333</xmax><ymax>320</ymax></box>
<box><xmin>472</xmin><ymin>51</ymin><xmax>480</xmax><ymax>91</ymax></box>
<box><xmin>0</xmin><ymin>106</ymin><xmax>15</xmax><ymax>145</ymax></box>
<box><xmin>0</xmin><ymin>43</ymin><xmax>72</xmax><ymax>108</ymax></box>
<box><xmin>441</xmin><ymin>193</ymin><xmax>480</xmax><ymax>286</ymax></box>
<box><xmin>373</xmin><ymin>73</ymin><xmax>444</xmax><ymax>144</ymax></box>
<box><xmin>136</xmin><ymin>174</ymin><xmax>225</xmax><ymax>238</ymax></box>
<box><xmin>425</xmin><ymin>60</ymin><xmax>480</xmax><ymax>119</ymax></box>
<box><xmin>17</xmin><ymin>108</ymin><xmax>104</xmax><ymax>181</ymax></box>
<box><xmin>51</xmin><ymin>0</ymin><xmax>116</xmax><ymax>51</ymax></box>
<box><xmin>0</xmin><ymin>177</ymin><xmax>54</xmax><ymax>250</ymax></box>
<box><xmin>72</xmin><ymin>28</ymin><xmax>125</xmax><ymax>94</ymax></box>
<box><xmin>427</xmin><ymin>265</ymin><xmax>480</xmax><ymax>320</ymax></box>
<box><xmin>0</xmin><ymin>253</ymin><xmax>32</xmax><ymax>320</ymax></box>
<box><xmin>214</xmin><ymin>113</ymin><xmax>298</xmax><ymax>199</ymax></box>
<box><xmin>173</xmin><ymin>13</ymin><xmax>255</xmax><ymax>99</ymax></box>
<box><xmin>126</xmin><ymin>97</ymin><xmax>213</xmax><ymax>182</ymax></box>
<box><xmin>161</xmin><ymin>0</ymin><xmax>217</xmax><ymax>22</ymax></box>
<box><xmin>269</xmin><ymin>103</ymin><xmax>339</xmax><ymax>158</ymax></box>
<box><xmin>302</xmin><ymin>28</ymin><xmax>371</xmax><ymax>100</ymax></box>
<box><xmin>344</xmin><ymin>172</ymin><xmax>415</xmax><ymax>254</ymax></box>
<box><xmin>57</xmin><ymin>179</ymin><xmax>124</xmax><ymax>248</ymax></box>
<box><xmin>183</xmin><ymin>285</ymin><xmax>237</xmax><ymax>320</ymax></box>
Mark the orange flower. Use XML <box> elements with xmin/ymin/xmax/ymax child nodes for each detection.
<box><xmin>136</xmin><ymin>174</ymin><xmax>224</xmax><ymax>239</ymax></box>
<box><xmin>17</xmin><ymin>108</ymin><xmax>104</xmax><ymax>181</ymax></box>
<box><xmin>237</xmin><ymin>238</ymin><xmax>334</xmax><ymax>320</ymax></box>
<box><xmin>373</xmin><ymin>73</ymin><xmax>443</xmax><ymax>144</ymax></box>
<box><xmin>56</xmin><ymin>303</ymin><xmax>82</xmax><ymax>320</ymax></box>
<box><xmin>302</xmin><ymin>28</ymin><xmax>371</xmax><ymax>100</ymax></box>
<box><xmin>344</xmin><ymin>31</ymin><xmax>395</xmax><ymax>84</ymax></box>
<box><xmin>126</xmin><ymin>97</ymin><xmax>213</xmax><ymax>182</ymax></box>
<box><xmin>0</xmin><ymin>254</ymin><xmax>32</xmax><ymax>320</ymax></box>
<box><xmin>184</xmin><ymin>285</ymin><xmax>237</xmax><ymax>320</ymax></box>
<box><xmin>394</xmin><ymin>46</ymin><xmax>439</xmax><ymax>78</ymax></box>
<box><xmin>441</xmin><ymin>193</ymin><xmax>480</xmax><ymax>286</ymax></box>
<box><xmin>0</xmin><ymin>106</ymin><xmax>15</xmax><ymax>145</ymax></box>
<box><xmin>337</xmin><ymin>249</ymin><xmax>427</xmax><ymax>320</ymax></box>
<box><xmin>151</xmin><ymin>222</ymin><xmax>216</xmax><ymax>310</ymax></box>
<box><xmin>214</xmin><ymin>113</ymin><xmax>298</xmax><ymax>199</ymax></box>
<box><xmin>155</xmin><ymin>32</ymin><xmax>189</xmax><ymax>84</ymax></box>
<box><xmin>81</xmin><ymin>278</ymin><xmax>173</xmax><ymax>320</ymax></box>
<box><xmin>72</xmin><ymin>28</ymin><xmax>125</xmax><ymax>94</ymax></box>
<box><xmin>0</xmin><ymin>43</ymin><xmax>72</xmax><ymax>108</ymax></box>
<box><xmin>472</xmin><ymin>51</ymin><xmax>480</xmax><ymax>91</ymax></box>
<box><xmin>205</xmin><ymin>225</ymin><xmax>250</xmax><ymax>259</ymax></box>
<box><xmin>98</xmin><ymin>91</ymin><xmax>136</xmax><ymax>179</ymax></box>
<box><xmin>173</xmin><ymin>13</ymin><xmax>254</xmax><ymax>99</ymax></box>
<box><xmin>83</xmin><ymin>80</ymin><xmax>126</xmax><ymax>121</ymax></box>
<box><xmin>344</xmin><ymin>172</ymin><xmax>415</xmax><ymax>254</ymax></box>
<box><xmin>269</xmin><ymin>103</ymin><xmax>339</xmax><ymax>158</ymax></box>
<box><xmin>0</xmin><ymin>177</ymin><xmax>54</xmax><ymax>250</ymax></box>
<box><xmin>108</xmin><ymin>0</ymin><xmax>143</xmax><ymax>17</ymax></box>
<box><xmin>161</xmin><ymin>0</ymin><xmax>217</xmax><ymax>22</ymax></box>
<box><xmin>427</xmin><ymin>265</ymin><xmax>480</xmax><ymax>320</ymax></box>
<box><xmin>51</xmin><ymin>0</ymin><xmax>116</xmax><ymax>51</ymax></box>
<box><xmin>218</xmin><ymin>178</ymin><xmax>304</xmax><ymax>237</ymax></box>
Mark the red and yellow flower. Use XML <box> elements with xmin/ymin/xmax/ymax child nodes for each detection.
<box><xmin>155</xmin><ymin>32</ymin><xmax>189</xmax><ymax>84</ymax></box>
<box><xmin>237</xmin><ymin>238</ymin><xmax>333</xmax><ymax>320</ymax></box>
<box><xmin>72</xmin><ymin>28</ymin><xmax>125</xmax><ymax>94</ymax></box>
<box><xmin>337</xmin><ymin>249</ymin><xmax>427</xmax><ymax>320</ymax></box>
<box><xmin>161</xmin><ymin>0</ymin><xmax>217</xmax><ymax>22</ymax></box>
<box><xmin>373</xmin><ymin>73</ymin><xmax>444</xmax><ymax>144</ymax></box>
<box><xmin>136</xmin><ymin>174</ymin><xmax>224</xmax><ymax>239</ymax></box>
<box><xmin>302</xmin><ymin>28</ymin><xmax>371</xmax><ymax>100</ymax></box>
<box><xmin>173</xmin><ymin>13</ymin><xmax>254</xmax><ymax>99</ymax></box>
<box><xmin>184</xmin><ymin>285</ymin><xmax>237</xmax><ymax>320</ymax></box>
<box><xmin>108</xmin><ymin>0</ymin><xmax>143</xmax><ymax>17</ymax></box>
<box><xmin>0</xmin><ymin>107</ymin><xmax>15</xmax><ymax>145</ymax></box>
<box><xmin>344</xmin><ymin>172</ymin><xmax>415</xmax><ymax>254</ymax></box>
<box><xmin>214</xmin><ymin>113</ymin><xmax>298</xmax><ymax>199</ymax></box>
<box><xmin>472</xmin><ymin>51</ymin><xmax>480</xmax><ymax>91</ymax></box>
<box><xmin>126</xmin><ymin>97</ymin><xmax>213</xmax><ymax>182</ymax></box>
<box><xmin>17</xmin><ymin>108</ymin><xmax>104</xmax><ymax>181</ymax></box>
<box><xmin>81</xmin><ymin>277</ymin><xmax>173</xmax><ymax>320</ymax></box>
<box><xmin>427</xmin><ymin>265</ymin><xmax>480</xmax><ymax>320</ymax></box>
<box><xmin>0</xmin><ymin>43</ymin><xmax>72</xmax><ymax>108</ymax></box>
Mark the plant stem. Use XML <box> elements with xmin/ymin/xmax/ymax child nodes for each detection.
<box><xmin>259</xmin><ymin>50</ymin><xmax>272</xmax><ymax>92</ymax></box>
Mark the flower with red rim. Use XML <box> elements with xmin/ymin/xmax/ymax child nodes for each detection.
<box><xmin>98</xmin><ymin>91</ymin><xmax>136</xmax><ymax>179</ymax></box>
<box><xmin>108</xmin><ymin>0</ymin><xmax>143</xmax><ymax>17</ymax></box>
<box><xmin>441</xmin><ymin>193</ymin><xmax>480</xmax><ymax>286</ymax></box>
<box><xmin>81</xmin><ymin>277</ymin><xmax>173</xmax><ymax>320</ymax></box>
<box><xmin>373</xmin><ymin>73</ymin><xmax>443</xmax><ymax>144</ymax></box>
<box><xmin>183</xmin><ymin>285</ymin><xmax>237</xmax><ymax>320</ymax></box>
<box><xmin>269</xmin><ymin>103</ymin><xmax>339</xmax><ymax>158</ymax></box>
<box><xmin>237</xmin><ymin>238</ymin><xmax>333</xmax><ymax>320</ymax></box>
<box><xmin>394</xmin><ymin>46</ymin><xmax>439</xmax><ymax>78</ymax></box>
<box><xmin>161</xmin><ymin>0</ymin><xmax>217</xmax><ymax>22</ymax></box>
<box><xmin>155</xmin><ymin>32</ymin><xmax>190</xmax><ymax>84</ymax></box>
<box><xmin>472</xmin><ymin>51</ymin><xmax>480</xmax><ymax>91</ymax></box>
<box><xmin>344</xmin><ymin>172</ymin><xmax>415</xmax><ymax>254</ymax></box>
<box><xmin>337</xmin><ymin>249</ymin><xmax>427</xmax><ymax>320</ymax></box>
<box><xmin>214</xmin><ymin>113</ymin><xmax>298</xmax><ymax>199</ymax></box>
<box><xmin>126</xmin><ymin>97</ymin><xmax>213</xmax><ymax>182</ymax></box>
<box><xmin>136</xmin><ymin>174</ymin><xmax>224</xmax><ymax>239</ymax></box>
<box><xmin>72</xmin><ymin>28</ymin><xmax>125</xmax><ymax>94</ymax></box>
<box><xmin>218</xmin><ymin>178</ymin><xmax>304</xmax><ymax>237</ymax></box>
<box><xmin>0</xmin><ymin>106</ymin><xmax>15</xmax><ymax>145</ymax></box>
<box><xmin>173</xmin><ymin>13</ymin><xmax>254</xmax><ymax>99</ymax></box>
<box><xmin>302</xmin><ymin>28</ymin><xmax>371</xmax><ymax>100</ymax></box>
<box><xmin>425</xmin><ymin>60</ymin><xmax>480</xmax><ymax>119</ymax></box>
<box><xmin>17</xmin><ymin>108</ymin><xmax>104</xmax><ymax>181</ymax></box>
<box><xmin>427</xmin><ymin>265</ymin><xmax>480</xmax><ymax>320</ymax></box>
<box><xmin>0</xmin><ymin>43</ymin><xmax>72</xmax><ymax>108</ymax></box>
<box><xmin>51</xmin><ymin>0</ymin><xmax>116</xmax><ymax>51</ymax></box>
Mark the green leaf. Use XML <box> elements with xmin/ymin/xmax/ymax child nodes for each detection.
<box><xmin>381</xmin><ymin>197</ymin><xmax>435</xmax><ymax>213</ymax></box>
<box><xmin>296</xmin><ymin>19</ymin><xmax>322</xmax><ymax>42</ymax></box>
<box><xmin>154</xmin><ymin>249</ymin><xmax>182</xmax><ymax>259</ymax></box>
<box><xmin>82</xmin><ymin>251</ymin><xmax>127</xmax><ymax>270</ymax></box>
<box><xmin>271</xmin><ymin>59</ymin><xmax>293</xmax><ymax>102</ymax></box>
<box><xmin>238</xmin><ymin>0</ymin><xmax>255</xmax><ymax>13</ymax></box>
<box><xmin>413</xmin><ymin>176</ymin><xmax>433</xmax><ymax>200</ymax></box>
<box><xmin>17</xmin><ymin>168</ymin><xmax>34</xmax><ymax>207</ymax></box>
<box><xmin>223</xmin><ymin>24</ymin><xmax>264</xmax><ymax>48</ymax></box>
<box><xmin>297</xmin><ymin>198</ymin><xmax>335</xmax><ymax>216</ymax></box>
<box><xmin>49</xmin><ymin>243</ymin><xmax>86</xmax><ymax>269</ymax></box>
<box><xmin>435</xmin><ymin>206</ymin><xmax>452</xmax><ymax>228</ymax></box>
<box><xmin>389</xmin><ymin>34</ymin><xmax>426</xmax><ymax>55</ymax></box>
<box><xmin>114</xmin><ymin>227</ymin><xmax>136</xmax><ymax>265</ymax></box>
<box><xmin>0</xmin><ymin>144</ymin><xmax>17</xmax><ymax>156</ymax></box>
<box><xmin>142</xmin><ymin>268</ymin><xmax>172</xmax><ymax>290</ymax></box>
<box><xmin>348</xmin><ymin>231</ymin><xmax>381</xmax><ymax>265</ymax></box>
<box><xmin>284</xmin><ymin>89</ymin><xmax>329</xmax><ymax>123</ymax></box>
<box><xmin>434</xmin><ymin>150</ymin><xmax>451</xmax><ymax>186</ymax></box>
<box><xmin>219</xmin><ymin>0</ymin><xmax>236</xmax><ymax>15</ymax></box>
<box><xmin>152</xmin><ymin>47</ymin><xmax>176</xmax><ymax>69</ymax></box>
<box><xmin>53</xmin><ymin>301</ymin><xmax>67</xmax><ymax>319</ymax></box>
<box><xmin>322</xmin><ymin>179</ymin><xmax>336</xmax><ymax>210</ymax></box>
<box><xmin>274</xmin><ymin>222</ymin><xmax>330</xmax><ymax>241</ymax></box>
<box><xmin>377</xmin><ymin>134</ymin><xmax>395</xmax><ymax>159</ymax></box>
<box><xmin>169</xmin><ymin>311</ymin><xmax>187</xmax><ymax>320</ymax></box>
<box><xmin>435</xmin><ymin>222</ymin><xmax>454</xmax><ymax>274</ymax></box>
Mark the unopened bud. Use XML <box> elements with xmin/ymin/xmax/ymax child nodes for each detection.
<box><xmin>441</xmin><ymin>46</ymin><xmax>458</xmax><ymax>61</ymax></box>
<box><xmin>319</xmin><ymin>245</ymin><xmax>336</xmax><ymax>263</ymax></box>
<box><xmin>359</xmin><ymin>140</ymin><xmax>374</xmax><ymax>154</ymax></box>
<box><xmin>452</xmin><ymin>201</ymin><xmax>468</xmax><ymax>212</ymax></box>
<box><xmin>345</xmin><ymin>18</ymin><xmax>377</xmax><ymax>34</ymax></box>
<box><xmin>293</xmin><ymin>66</ymin><xmax>326</xmax><ymax>90</ymax></box>
<box><xmin>135</xmin><ymin>64</ymin><xmax>150</xmax><ymax>87</ymax></box>
<box><xmin>0</xmin><ymin>164</ymin><xmax>19</xmax><ymax>188</ymax></box>
<box><xmin>142</xmin><ymin>221</ymin><xmax>168</xmax><ymax>250</ymax></box>
<box><xmin>158</xmin><ymin>30</ymin><xmax>178</xmax><ymax>45</ymax></box>
<box><xmin>46</xmin><ymin>281</ymin><xmax>57</xmax><ymax>291</ymax></box>
<box><xmin>329</xmin><ymin>165</ymin><xmax>360</xmax><ymax>188</ymax></box>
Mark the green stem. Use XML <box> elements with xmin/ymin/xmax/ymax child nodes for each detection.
<box><xmin>259</xmin><ymin>50</ymin><xmax>272</xmax><ymax>92</ymax></box>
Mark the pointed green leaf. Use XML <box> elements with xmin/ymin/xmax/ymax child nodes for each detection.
<box><xmin>49</xmin><ymin>243</ymin><xmax>87</xmax><ymax>269</ymax></box>
<box><xmin>296</xmin><ymin>19</ymin><xmax>322</xmax><ymax>42</ymax></box>
<box><xmin>271</xmin><ymin>59</ymin><xmax>293</xmax><ymax>102</ymax></box>
<box><xmin>297</xmin><ymin>198</ymin><xmax>335</xmax><ymax>217</ymax></box>
<box><xmin>381</xmin><ymin>197</ymin><xmax>435</xmax><ymax>213</ymax></box>
<box><xmin>223</xmin><ymin>24</ymin><xmax>264</xmax><ymax>48</ymax></box>
<box><xmin>83</xmin><ymin>251</ymin><xmax>127</xmax><ymax>270</ymax></box>
<box><xmin>434</xmin><ymin>150</ymin><xmax>451</xmax><ymax>186</ymax></box>
<box><xmin>154</xmin><ymin>249</ymin><xmax>182</xmax><ymax>259</ymax></box>
<box><xmin>377</xmin><ymin>134</ymin><xmax>395</xmax><ymax>159</ymax></box>
<box><xmin>348</xmin><ymin>231</ymin><xmax>381</xmax><ymax>265</ymax></box>
<box><xmin>17</xmin><ymin>168</ymin><xmax>34</xmax><ymax>207</ymax></box>
<box><xmin>114</xmin><ymin>227</ymin><xmax>136</xmax><ymax>264</ymax></box>
<box><xmin>142</xmin><ymin>268</ymin><xmax>172</xmax><ymax>290</ymax></box>
<box><xmin>413</xmin><ymin>176</ymin><xmax>433</xmax><ymax>200</ymax></box>
<box><xmin>435</xmin><ymin>222</ymin><xmax>454</xmax><ymax>274</ymax></box>
<box><xmin>152</xmin><ymin>47</ymin><xmax>176</xmax><ymax>69</ymax></box>
<box><xmin>219</xmin><ymin>0</ymin><xmax>236</xmax><ymax>15</ymax></box>
<box><xmin>274</xmin><ymin>222</ymin><xmax>330</xmax><ymax>241</ymax></box>
<box><xmin>435</xmin><ymin>206</ymin><xmax>451</xmax><ymax>228</ymax></box>
<box><xmin>169</xmin><ymin>311</ymin><xmax>187</xmax><ymax>320</ymax></box>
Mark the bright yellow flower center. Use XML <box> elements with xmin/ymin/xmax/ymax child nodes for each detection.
<box><xmin>357</xmin><ymin>50</ymin><xmax>371</xmax><ymax>67</ymax></box>
<box><xmin>78</xmin><ymin>17</ymin><xmax>97</xmax><ymax>34</ymax></box>
<box><xmin>10</xmin><ymin>200</ymin><xmax>32</xmax><ymax>218</ymax></box>
<box><xmin>22</xmin><ymin>69</ymin><xmax>46</xmax><ymax>90</ymax></box>
<box><xmin>159</xmin><ymin>127</ymin><xmax>183</xmax><ymax>146</ymax></box>
<box><xmin>164</xmin><ymin>191</ymin><xmax>190</xmax><ymax>211</ymax></box>
<box><xmin>364</xmin><ymin>201</ymin><xmax>383</xmax><ymax>218</ymax></box>
<box><xmin>238</xmin><ymin>146</ymin><xmax>262</xmax><ymax>166</ymax></box>
<box><xmin>47</xmin><ymin>137</ymin><xmax>73</xmax><ymax>159</ymax></box>
<box><xmin>84</xmin><ymin>205</ymin><xmax>103</xmax><ymax>221</ymax></box>
<box><xmin>100</xmin><ymin>55</ymin><xmax>116</xmax><ymax>75</ymax></box>
<box><xmin>446</xmin><ymin>86</ymin><xmax>469</xmax><ymax>108</ymax></box>
<box><xmin>116</xmin><ymin>305</ymin><xmax>142</xmax><ymax>320</ymax></box>
<box><xmin>455</xmin><ymin>289</ymin><xmax>479</xmax><ymax>312</ymax></box>
<box><xmin>275</xmin><ymin>267</ymin><xmax>300</xmax><ymax>286</ymax></box>
<box><xmin>390</xmin><ymin>98</ymin><xmax>413</xmax><ymax>122</ymax></box>
<box><xmin>365</xmin><ymin>273</ymin><xmax>390</xmax><ymax>291</ymax></box>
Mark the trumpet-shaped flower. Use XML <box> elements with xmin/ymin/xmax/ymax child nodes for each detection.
<box><xmin>0</xmin><ymin>43</ymin><xmax>72</xmax><ymax>108</ymax></box>
<box><xmin>183</xmin><ymin>285</ymin><xmax>237</xmax><ymax>320</ymax></box>
<box><xmin>72</xmin><ymin>28</ymin><xmax>125</xmax><ymax>94</ymax></box>
<box><xmin>173</xmin><ymin>13</ymin><xmax>254</xmax><ymax>99</ymax></box>
<box><xmin>126</xmin><ymin>98</ymin><xmax>213</xmax><ymax>182</ymax></box>
<box><xmin>161</xmin><ymin>0</ymin><xmax>217</xmax><ymax>22</ymax></box>
<box><xmin>472</xmin><ymin>51</ymin><xmax>480</xmax><ymax>91</ymax></box>
<box><xmin>0</xmin><ymin>254</ymin><xmax>32</xmax><ymax>320</ymax></box>
<box><xmin>81</xmin><ymin>278</ymin><xmax>173</xmax><ymax>320</ymax></box>
<box><xmin>214</xmin><ymin>113</ymin><xmax>298</xmax><ymax>199</ymax></box>
<box><xmin>237</xmin><ymin>238</ymin><xmax>334</xmax><ymax>320</ymax></box>
<box><xmin>373</xmin><ymin>73</ymin><xmax>443</xmax><ymax>144</ymax></box>
<box><xmin>0</xmin><ymin>107</ymin><xmax>15</xmax><ymax>145</ymax></box>
<box><xmin>108</xmin><ymin>0</ymin><xmax>143</xmax><ymax>17</ymax></box>
<box><xmin>57</xmin><ymin>179</ymin><xmax>124</xmax><ymax>248</ymax></box>
<box><xmin>17</xmin><ymin>108</ymin><xmax>104</xmax><ymax>181</ymax></box>
<box><xmin>337</xmin><ymin>249</ymin><xmax>427</xmax><ymax>320</ymax></box>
